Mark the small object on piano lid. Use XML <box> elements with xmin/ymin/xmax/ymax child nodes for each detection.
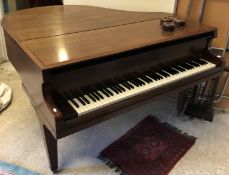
<box><xmin>173</xmin><ymin>17</ymin><xmax>186</xmax><ymax>27</ymax></box>
<box><xmin>162</xmin><ymin>22</ymin><xmax>175</xmax><ymax>32</ymax></box>
<box><xmin>160</xmin><ymin>16</ymin><xmax>173</xmax><ymax>26</ymax></box>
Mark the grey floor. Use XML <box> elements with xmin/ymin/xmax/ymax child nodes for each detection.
<box><xmin>0</xmin><ymin>61</ymin><xmax>229</xmax><ymax>175</ymax></box>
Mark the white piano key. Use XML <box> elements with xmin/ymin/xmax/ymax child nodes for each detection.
<box><xmin>68</xmin><ymin>59</ymin><xmax>216</xmax><ymax>116</ymax></box>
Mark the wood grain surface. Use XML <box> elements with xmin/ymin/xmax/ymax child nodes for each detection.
<box><xmin>2</xmin><ymin>5</ymin><xmax>216</xmax><ymax>70</ymax></box>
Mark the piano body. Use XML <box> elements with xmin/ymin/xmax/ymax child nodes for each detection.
<box><xmin>1</xmin><ymin>5</ymin><xmax>224</xmax><ymax>172</ymax></box>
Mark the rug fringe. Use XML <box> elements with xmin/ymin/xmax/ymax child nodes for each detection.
<box><xmin>98</xmin><ymin>155</ymin><xmax>127</xmax><ymax>175</ymax></box>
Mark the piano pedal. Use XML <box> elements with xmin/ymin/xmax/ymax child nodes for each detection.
<box><xmin>184</xmin><ymin>103</ymin><xmax>213</xmax><ymax>122</ymax></box>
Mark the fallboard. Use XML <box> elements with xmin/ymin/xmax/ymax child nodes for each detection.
<box><xmin>49</xmin><ymin>37</ymin><xmax>209</xmax><ymax>92</ymax></box>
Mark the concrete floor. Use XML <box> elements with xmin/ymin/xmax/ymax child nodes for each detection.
<box><xmin>0</xmin><ymin>61</ymin><xmax>229</xmax><ymax>175</ymax></box>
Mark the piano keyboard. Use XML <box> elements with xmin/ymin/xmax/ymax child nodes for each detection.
<box><xmin>62</xmin><ymin>58</ymin><xmax>216</xmax><ymax>116</ymax></box>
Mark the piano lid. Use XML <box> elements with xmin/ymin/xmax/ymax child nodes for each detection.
<box><xmin>1</xmin><ymin>5</ymin><xmax>216</xmax><ymax>70</ymax></box>
<box><xmin>2</xmin><ymin>5</ymin><xmax>169</xmax><ymax>41</ymax></box>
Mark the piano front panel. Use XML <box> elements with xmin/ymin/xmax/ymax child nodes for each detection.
<box><xmin>60</xmin><ymin>56</ymin><xmax>223</xmax><ymax>133</ymax></box>
<box><xmin>50</xmin><ymin>36</ymin><xmax>210</xmax><ymax>92</ymax></box>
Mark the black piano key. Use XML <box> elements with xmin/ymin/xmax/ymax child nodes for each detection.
<box><xmin>101</xmin><ymin>82</ymin><xmax>114</xmax><ymax>96</ymax></box>
<box><xmin>187</xmin><ymin>60</ymin><xmax>199</xmax><ymax>67</ymax></box>
<box><xmin>83</xmin><ymin>87</ymin><xmax>98</xmax><ymax>101</ymax></box>
<box><xmin>135</xmin><ymin>77</ymin><xmax>145</xmax><ymax>85</ymax></box>
<box><xmin>124</xmin><ymin>75</ymin><xmax>139</xmax><ymax>87</ymax></box>
<box><xmin>125</xmin><ymin>81</ymin><xmax>135</xmax><ymax>89</ymax></box>
<box><xmin>139</xmin><ymin>75</ymin><xmax>151</xmax><ymax>83</ymax></box>
<box><xmin>104</xmin><ymin>81</ymin><xmax>120</xmax><ymax>94</ymax></box>
<box><xmin>117</xmin><ymin>77</ymin><xmax>135</xmax><ymax>89</ymax></box>
<box><xmin>97</xmin><ymin>82</ymin><xmax>113</xmax><ymax>96</ymax></box>
<box><xmin>142</xmin><ymin>74</ymin><xmax>153</xmax><ymax>83</ymax></box>
<box><xmin>190</xmin><ymin>60</ymin><xmax>201</xmax><ymax>66</ymax></box>
<box><xmin>106</xmin><ymin>83</ymin><xmax>119</xmax><ymax>94</ymax></box>
<box><xmin>128</xmin><ymin>74</ymin><xmax>144</xmax><ymax>86</ymax></box>
<box><xmin>96</xmin><ymin>90</ymin><xmax>104</xmax><ymax>99</ymax></box>
<box><xmin>116</xmin><ymin>84</ymin><xmax>126</xmax><ymax>92</ymax></box>
<box><xmin>87</xmin><ymin>93</ymin><xmax>97</xmax><ymax>102</ymax></box>
<box><xmin>193</xmin><ymin>58</ymin><xmax>207</xmax><ymax>65</ymax></box>
<box><xmin>81</xmin><ymin>95</ymin><xmax>90</xmax><ymax>104</ymax></box>
<box><xmin>130</xmin><ymin>78</ymin><xmax>140</xmax><ymax>86</ymax></box>
<box><xmin>85</xmin><ymin>86</ymin><xmax>100</xmax><ymax>101</ymax></box>
<box><xmin>71</xmin><ymin>89</ymin><xmax>88</xmax><ymax>105</ymax></box>
<box><xmin>184</xmin><ymin>62</ymin><xmax>194</xmax><ymax>69</ymax></box>
<box><xmin>94</xmin><ymin>83</ymin><xmax>109</xmax><ymax>97</ymax></box>
<box><xmin>95</xmin><ymin>83</ymin><xmax>110</xmax><ymax>97</ymax></box>
<box><xmin>112</xmin><ymin>81</ymin><xmax>123</xmax><ymax>93</ymax></box>
<box><xmin>143</xmin><ymin>71</ymin><xmax>155</xmax><ymax>80</ymax></box>
<box><xmin>122</xmin><ymin>82</ymin><xmax>132</xmax><ymax>90</ymax></box>
<box><xmin>147</xmin><ymin>70</ymin><xmax>163</xmax><ymax>80</ymax></box>
<box><xmin>120</xmin><ymin>79</ymin><xmax>134</xmax><ymax>89</ymax></box>
<box><xmin>105</xmin><ymin>87</ymin><xmax>114</xmax><ymax>96</ymax></box>
<box><xmin>185</xmin><ymin>62</ymin><xmax>194</xmax><ymax>69</ymax></box>
<box><xmin>154</xmin><ymin>69</ymin><xmax>170</xmax><ymax>77</ymax></box>
<box><xmin>171</xmin><ymin>66</ymin><xmax>180</xmax><ymax>73</ymax></box>
<box><xmin>134</xmin><ymin>72</ymin><xmax>151</xmax><ymax>83</ymax></box>
<box><xmin>178</xmin><ymin>62</ymin><xmax>192</xmax><ymax>70</ymax></box>
<box><xmin>172</xmin><ymin>64</ymin><xmax>185</xmax><ymax>72</ymax></box>
<box><xmin>116</xmin><ymin>78</ymin><xmax>132</xmax><ymax>90</ymax></box>
<box><xmin>90</xmin><ymin>85</ymin><xmax>104</xmax><ymax>99</ymax></box>
<box><xmin>101</xmin><ymin>89</ymin><xmax>110</xmax><ymax>97</ymax></box>
<box><xmin>135</xmin><ymin>76</ymin><xmax>146</xmax><ymax>85</ymax></box>
<box><xmin>111</xmin><ymin>86</ymin><xmax>120</xmax><ymax>94</ymax></box>
<box><xmin>63</xmin><ymin>92</ymin><xmax>79</xmax><ymax>108</ymax></box>
<box><xmin>162</xmin><ymin>66</ymin><xmax>178</xmax><ymax>75</ymax></box>
<box><xmin>87</xmin><ymin>86</ymin><xmax>101</xmax><ymax>100</ymax></box>
<box><xmin>75</xmin><ymin>90</ymin><xmax>90</xmax><ymax>104</ymax></box>
<box><xmin>70</xmin><ymin>90</ymin><xmax>86</xmax><ymax>105</ymax></box>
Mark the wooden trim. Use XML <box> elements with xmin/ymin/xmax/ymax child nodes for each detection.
<box><xmin>0</xmin><ymin>1</ymin><xmax>7</xmax><ymax>62</ymax></box>
<box><xmin>175</xmin><ymin>0</ymin><xmax>192</xmax><ymax>18</ymax></box>
<box><xmin>188</xmin><ymin>0</ymin><xmax>206</xmax><ymax>22</ymax></box>
<box><xmin>223</xmin><ymin>31</ymin><xmax>229</xmax><ymax>57</ymax></box>
<box><xmin>173</xmin><ymin>0</ymin><xmax>178</xmax><ymax>15</ymax></box>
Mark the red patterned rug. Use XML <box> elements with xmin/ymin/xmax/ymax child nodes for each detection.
<box><xmin>99</xmin><ymin>116</ymin><xmax>196</xmax><ymax>175</ymax></box>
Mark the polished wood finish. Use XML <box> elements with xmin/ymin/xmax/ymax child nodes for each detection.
<box><xmin>2</xmin><ymin>6</ymin><xmax>168</xmax><ymax>41</ymax></box>
<box><xmin>2</xmin><ymin>5</ymin><xmax>215</xmax><ymax>70</ymax></box>
<box><xmin>1</xmin><ymin>5</ymin><xmax>224</xmax><ymax>172</ymax></box>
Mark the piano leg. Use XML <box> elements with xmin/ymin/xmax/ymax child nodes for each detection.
<box><xmin>41</xmin><ymin>125</ymin><xmax>58</xmax><ymax>173</ymax></box>
<box><xmin>177</xmin><ymin>89</ymin><xmax>189</xmax><ymax>115</ymax></box>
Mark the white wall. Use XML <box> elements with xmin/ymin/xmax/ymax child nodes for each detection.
<box><xmin>64</xmin><ymin>0</ymin><xmax>175</xmax><ymax>13</ymax></box>
<box><xmin>0</xmin><ymin>1</ymin><xmax>7</xmax><ymax>63</ymax></box>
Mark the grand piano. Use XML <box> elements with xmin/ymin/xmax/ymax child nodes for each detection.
<box><xmin>1</xmin><ymin>5</ymin><xmax>224</xmax><ymax>172</ymax></box>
